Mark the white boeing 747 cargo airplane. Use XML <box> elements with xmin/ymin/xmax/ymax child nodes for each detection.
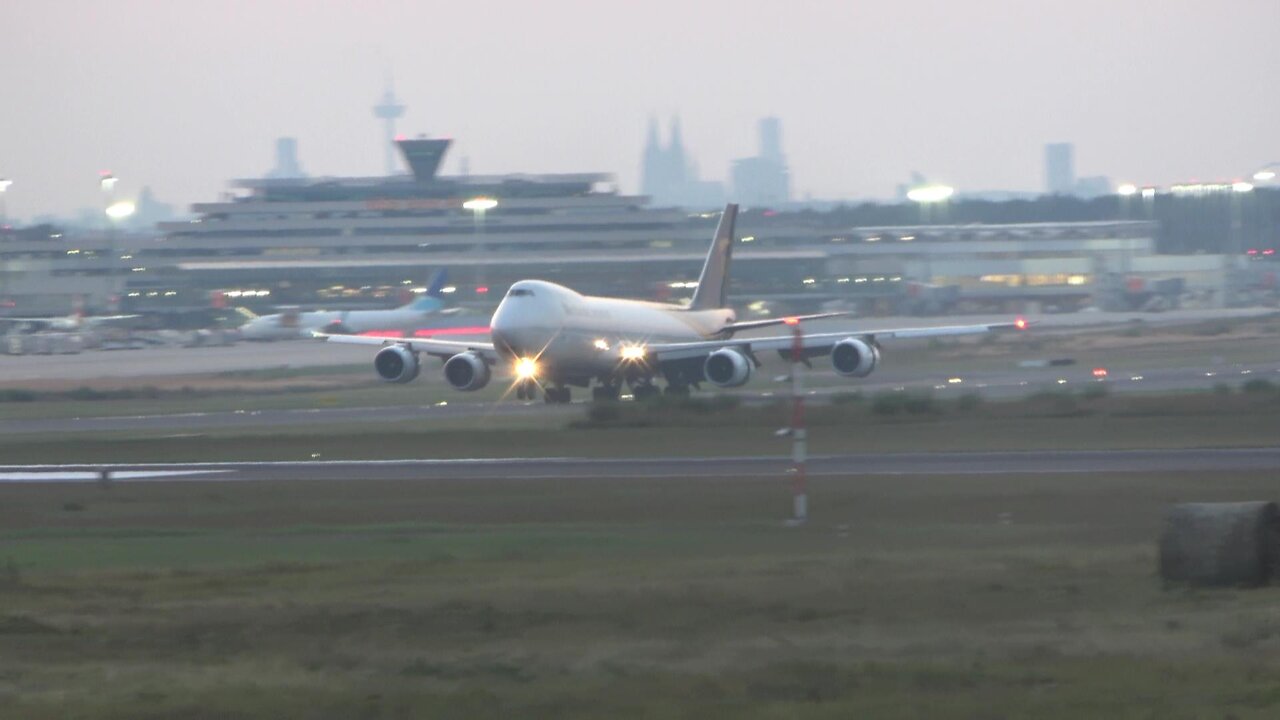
<box><xmin>318</xmin><ymin>204</ymin><xmax>1023</xmax><ymax>403</ymax></box>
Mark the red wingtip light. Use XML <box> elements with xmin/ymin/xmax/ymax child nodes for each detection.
<box><xmin>783</xmin><ymin>316</ymin><xmax>800</xmax><ymax>326</ymax></box>
<box><xmin>1014</xmin><ymin>316</ymin><xmax>1028</xmax><ymax>331</ymax></box>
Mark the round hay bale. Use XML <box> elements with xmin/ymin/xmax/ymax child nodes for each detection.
<box><xmin>1158</xmin><ymin>502</ymin><xmax>1280</xmax><ymax>587</ymax></box>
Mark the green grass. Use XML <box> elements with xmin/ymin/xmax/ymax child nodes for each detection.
<box><xmin>0</xmin><ymin>381</ymin><xmax>521</xmax><ymax>421</ymax></box>
<box><xmin>2</xmin><ymin>471</ymin><xmax>1280</xmax><ymax>718</ymax></box>
<box><xmin>213</xmin><ymin>363</ymin><xmax>368</xmax><ymax>380</ymax></box>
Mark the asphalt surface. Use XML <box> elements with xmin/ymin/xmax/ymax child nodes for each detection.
<box><xmin>2</xmin><ymin>448</ymin><xmax>1280</xmax><ymax>483</ymax></box>
<box><xmin>0</xmin><ymin>400</ymin><xmax>578</xmax><ymax>435</ymax></box>
<box><xmin>1</xmin><ymin>306</ymin><xmax>1277</xmax><ymax>436</ymax></box>
<box><xmin>1</xmin><ymin>358</ymin><xmax>1276</xmax><ymax>436</ymax></box>
<box><xmin>1</xmin><ymin>307</ymin><xmax>1272</xmax><ymax>383</ymax></box>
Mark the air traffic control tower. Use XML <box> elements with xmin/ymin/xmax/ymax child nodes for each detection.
<box><xmin>372</xmin><ymin>85</ymin><xmax>407</xmax><ymax>175</ymax></box>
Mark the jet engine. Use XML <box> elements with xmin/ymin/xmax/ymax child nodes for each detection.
<box><xmin>374</xmin><ymin>345</ymin><xmax>420</xmax><ymax>383</ymax></box>
<box><xmin>443</xmin><ymin>351</ymin><xmax>491</xmax><ymax>391</ymax></box>
<box><xmin>831</xmin><ymin>337</ymin><xmax>879</xmax><ymax>378</ymax></box>
<box><xmin>703</xmin><ymin>347</ymin><xmax>753</xmax><ymax>388</ymax></box>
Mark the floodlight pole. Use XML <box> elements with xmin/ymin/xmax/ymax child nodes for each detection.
<box><xmin>788</xmin><ymin>320</ymin><xmax>808</xmax><ymax>525</ymax></box>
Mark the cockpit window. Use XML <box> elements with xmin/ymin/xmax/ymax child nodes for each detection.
<box><xmin>509</xmin><ymin>289</ymin><xmax>535</xmax><ymax>297</ymax></box>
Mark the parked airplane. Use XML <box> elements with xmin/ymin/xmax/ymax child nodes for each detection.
<box><xmin>240</xmin><ymin>270</ymin><xmax>454</xmax><ymax>340</ymax></box>
<box><xmin>319</xmin><ymin>204</ymin><xmax>1023</xmax><ymax>403</ymax></box>
<box><xmin>0</xmin><ymin>311</ymin><xmax>139</xmax><ymax>333</ymax></box>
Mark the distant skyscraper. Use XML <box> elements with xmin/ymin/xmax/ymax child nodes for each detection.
<box><xmin>758</xmin><ymin>117</ymin><xmax>783</xmax><ymax>162</ymax></box>
<box><xmin>641</xmin><ymin>116</ymin><xmax>681</xmax><ymax>202</ymax></box>
<box><xmin>667</xmin><ymin>116</ymin><xmax>685</xmax><ymax>173</ymax></box>
<box><xmin>373</xmin><ymin>81</ymin><xmax>407</xmax><ymax>176</ymax></box>
<box><xmin>641</xmin><ymin>115</ymin><xmax>725</xmax><ymax>208</ymax></box>
<box><xmin>1045</xmin><ymin>142</ymin><xmax>1075</xmax><ymax>195</ymax></box>
<box><xmin>132</xmin><ymin>186</ymin><xmax>176</xmax><ymax>226</ymax></box>
<box><xmin>266</xmin><ymin>137</ymin><xmax>305</xmax><ymax>179</ymax></box>
<box><xmin>732</xmin><ymin>117</ymin><xmax>791</xmax><ymax>208</ymax></box>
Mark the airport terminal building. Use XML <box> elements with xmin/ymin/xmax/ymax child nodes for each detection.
<box><xmin>0</xmin><ymin>138</ymin><xmax>1251</xmax><ymax>323</ymax></box>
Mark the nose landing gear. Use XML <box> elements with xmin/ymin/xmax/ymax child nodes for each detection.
<box><xmin>515</xmin><ymin>379</ymin><xmax>538</xmax><ymax>401</ymax></box>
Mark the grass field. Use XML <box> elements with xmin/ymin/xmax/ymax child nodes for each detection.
<box><xmin>2</xmin><ymin>470</ymin><xmax>1279</xmax><ymax>718</ymax></box>
<box><xmin>2</xmin><ymin>315</ymin><xmax>1279</xmax><ymax>716</ymax></box>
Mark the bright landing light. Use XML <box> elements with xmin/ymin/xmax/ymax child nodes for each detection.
<box><xmin>105</xmin><ymin>201</ymin><xmax>136</xmax><ymax>219</ymax></box>
<box><xmin>463</xmin><ymin>197</ymin><xmax>498</xmax><ymax>211</ymax></box>
<box><xmin>620</xmin><ymin>344</ymin><xmax>647</xmax><ymax>361</ymax></box>
<box><xmin>906</xmin><ymin>185</ymin><xmax>955</xmax><ymax>203</ymax></box>
<box><xmin>515</xmin><ymin>357</ymin><xmax>538</xmax><ymax>379</ymax></box>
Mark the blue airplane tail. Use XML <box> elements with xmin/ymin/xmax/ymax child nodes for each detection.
<box><xmin>406</xmin><ymin>269</ymin><xmax>448</xmax><ymax>312</ymax></box>
<box><xmin>426</xmin><ymin>268</ymin><xmax>448</xmax><ymax>297</ymax></box>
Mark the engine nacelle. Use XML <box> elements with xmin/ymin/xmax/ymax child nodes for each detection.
<box><xmin>831</xmin><ymin>337</ymin><xmax>880</xmax><ymax>378</ymax></box>
<box><xmin>703</xmin><ymin>348</ymin><xmax>753</xmax><ymax>388</ymax></box>
<box><xmin>443</xmin><ymin>351</ymin><xmax>491</xmax><ymax>391</ymax></box>
<box><xmin>374</xmin><ymin>345</ymin><xmax>420</xmax><ymax>383</ymax></box>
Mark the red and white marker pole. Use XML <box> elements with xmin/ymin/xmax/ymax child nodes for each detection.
<box><xmin>787</xmin><ymin>318</ymin><xmax>807</xmax><ymax>524</ymax></box>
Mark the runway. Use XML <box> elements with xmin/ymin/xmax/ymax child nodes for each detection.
<box><xmin>0</xmin><ymin>400</ymin><xmax>578</xmax><ymax>435</ymax></box>
<box><xmin>3</xmin><ymin>447</ymin><xmax>1279</xmax><ymax>483</ymax></box>
<box><xmin>1</xmin><ymin>358</ymin><xmax>1275</xmax><ymax>436</ymax></box>
<box><xmin>1</xmin><ymin>307</ymin><xmax>1271</xmax><ymax>384</ymax></box>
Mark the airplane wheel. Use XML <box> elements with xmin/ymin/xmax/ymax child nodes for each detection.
<box><xmin>664</xmin><ymin>384</ymin><xmax>690</xmax><ymax>398</ymax></box>
<box><xmin>592</xmin><ymin>384</ymin><xmax>620</xmax><ymax>402</ymax></box>
<box><xmin>545</xmin><ymin>387</ymin><xmax>571</xmax><ymax>404</ymax></box>
<box><xmin>633</xmin><ymin>384</ymin><xmax>659</xmax><ymax>401</ymax></box>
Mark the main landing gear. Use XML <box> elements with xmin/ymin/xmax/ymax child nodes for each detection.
<box><xmin>630</xmin><ymin>382</ymin><xmax>689</xmax><ymax>401</ymax></box>
<box><xmin>544</xmin><ymin>386</ymin><xmax>571</xmax><ymax>404</ymax></box>
<box><xmin>591</xmin><ymin>383</ymin><xmax>621</xmax><ymax>402</ymax></box>
<box><xmin>631</xmin><ymin>383</ymin><xmax>660</xmax><ymax>401</ymax></box>
<box><xmin>592</xmin><ymin>378</ymin><xmax>690</xmax><ymax>403</ymax></box>
<box><xmin>515</xmin><ymin>378</ymin><xmax>570</xmax><ymax>403</ymax></box>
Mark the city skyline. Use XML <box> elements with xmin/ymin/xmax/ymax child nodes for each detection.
<box><xmin>1</xmin><ymin>0</ymin><xmax>1277</xmax><ymax>220</ymax></box>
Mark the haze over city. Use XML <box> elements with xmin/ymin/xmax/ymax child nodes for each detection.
<box><xmin>1</xmin><ymin>0</ymin><xmax>1276</xmax><ymax>219</ymax></box>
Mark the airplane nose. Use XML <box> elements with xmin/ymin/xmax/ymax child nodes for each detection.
<box><xmin>490</xmin><ymin>304</ymin><xmax>519</xmax><ymax>355</ymax></box>
<box><xmin>491</xmin><ymin>294</ymin><xmax>560</xmax><ymax>358</ymax></box>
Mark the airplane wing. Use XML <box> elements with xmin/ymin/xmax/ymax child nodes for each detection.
<box><xmin>645</xmin><ymin>321</ymin><xmax>1024</xmax><ymax>362</ymax></box>
<box><xmin>0</xmin><ymin>317</ymin><xmax>54</xmax><ymax>328</ymax></box>
<box><xmin>723</xmin><ymin>312</ymin><xmax>848</xmax><ymax>334</ymax></box>
<box><xmin>315</xmin><ymin>331</ymin><xmax>500</xmax><ymax>363</ymax></box>
<box><xmin>0</xmin><ymin>315</ymin><xmax>142</xmax><ymax>330</ymax></box>
<box><xmin>82</xmin><ymin>314</ymin><xmax>141</xmax><ymax>325</ymax></box>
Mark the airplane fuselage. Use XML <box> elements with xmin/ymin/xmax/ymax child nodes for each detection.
<box><xmin>489</xmin><ymin>280</ymin><xmax>735</xmax><ymax>381</ymax></box>
<box><xmin>240</xmin><ymin>307</ymin><xmax>439</xmax><ymax>340</ymax></box>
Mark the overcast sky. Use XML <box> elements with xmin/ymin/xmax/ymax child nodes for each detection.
<box><xmin>1</xmin><ymin>0</ymin><xmax>1277</xmax><ymax>219</ymax></box>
